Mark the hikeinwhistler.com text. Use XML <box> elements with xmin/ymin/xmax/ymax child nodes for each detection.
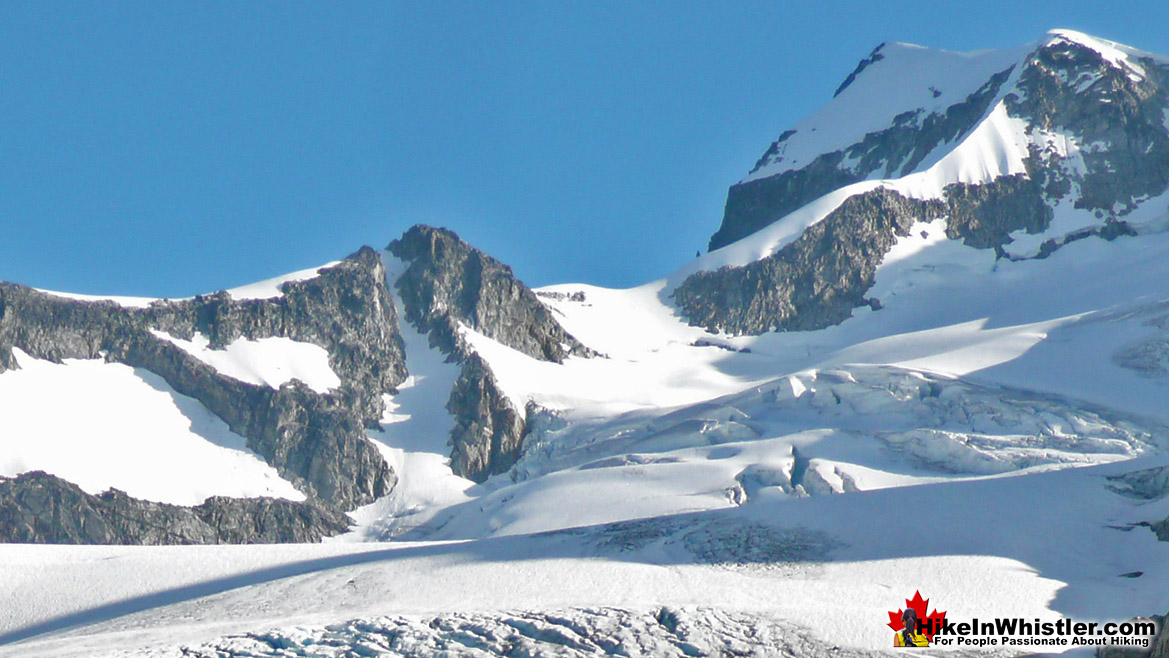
<box><xmin>921</xmin><ymin>617</ymin><xmax>1157</xmax><ymax>649</ymax></box>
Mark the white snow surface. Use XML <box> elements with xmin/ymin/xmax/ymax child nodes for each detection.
<box><xmin>342</xmin><ymin>253</ymin><xmax>477</xmax><ymax>541</ymax></box>
<box><xmin>224</xmin><ymin>262</ymin><xmax>340</xmax><ymax>301</ymax></box>
<box><xmin>0</xmin><ymin>349</ymin><xmax>303</xmax><ymax>505</ymax></box>
<box><xmin>743</xmin><ymin>40</ymin><xmax>1029</xmax><ymax>183</ymax></box>
<box><xmin>743</xmin><ymin>29</ymin><xmax>1157</xmax><ymax>186</ymax></box>
<box><xmin>33</xmin><ymin>262</ymin><xmax>338</xmax><ymax>308</ymax></box>
<box><xmin>151</xmin><ymin>331</ymin><xmax>341</xmax><ymax>394</ymax></box>
<box><xmin>33</xmin><ymin>289</ymin><xmax>162</xmax><ymax>308</ymax></box>
<box><xmin>5</xmin><ymin>29</ymin><xmax>1169</xmax><ymax>658</ymax></box>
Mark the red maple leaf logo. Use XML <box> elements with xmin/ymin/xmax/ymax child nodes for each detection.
<box><xmin>887</xmin><ymin>590</ymin><xmax>947</xmax><ymax>641</ymax></box>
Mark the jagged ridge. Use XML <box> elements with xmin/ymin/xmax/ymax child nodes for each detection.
<box><xmin>0</xmin><ymin>471</ymin><xmax>350</xmax><ymax>544</ymax></box>
<box><xmin>388</xmin><ymin>225</ymin><xmax>595</xmax><ymax>482</ymax></box>
<box><xmin>0</xmin><ymin>247</ymin><xmax>406</xmax><ymax>516</ymax></box>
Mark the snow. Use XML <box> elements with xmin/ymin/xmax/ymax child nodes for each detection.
<box><xmin>342</xmin><ymin>253</ymin><xmax>477</xmax><ymax>541</ymax></box>
<box><xmin>0</xmin><ymin>349</ymin><xmax>303</xmax><ymax>505</ymax></box>
<box><xmin>34</xmin><ymin>261</ymin><xmax>339</xmax><ymax>308</ymax></box>
<box><xmin>4</xmin><ymin>28</ymin><xmax>1169</xmax><ymax>658</ymax></box>
<box><xmin>224</xmin><ymin>262</ymin><xmax>339</xmax><ymax>301</ymax></box>
<box><xmin>151</xmin><ymin>331</ymin><xmax>340</xmax><ymax>394</ymax></box>
<box><xmin>2</xmin><ymin>455</ymin><xmax>1166</xmax><ymax>656</ymax></box>
<box><xmin>33</xmin><ymin>289</ymin><xmax>162</xmax><ymax>308</ymax></box>
<box><xmin>678</xmin><ymin>101</ymin><xmax>1030</xmax><ymax>278</ymax></box>
<box><xmin>744</xmin><ymin>40</ymin><xmax>1029</xmax><ymax>183</ymax></box>
<box><xmin>1048</xmin><ymin>29</ymin><xmax>1148</xmax><ymax>80</ymax></box>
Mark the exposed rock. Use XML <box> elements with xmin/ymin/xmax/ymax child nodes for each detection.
<box><xmin>1107</xmin><ymin>465</ymin><xmax>1169</xmax><ymax>500</ymax></box>
<box><xmin>388</xmin><ymin>225</ymin><xmax>594</xmax><ymax>482</ymax></box>
<box><xmin>676</xmin><ymin>188</ymin><xmax>943</xmax><ymax>335</ymax></box>
<box><xmin>155</xmin><ymin>246</ymin><xmax>407</xmax><ymax>426</ymax></box>
<box><xmin>712</xmin><ymin>65</ymin><xmax>1012</xmax><ymax>251</ymax></box>
<box><xmin>833</xmin><ymin>42</ymin><xmax>886</xmax><ymax>98</ymax></box>
<box><xmin>712</xmin><ymin>151</ymin><xmax>860</xmax><ymax>252</ymax></box>
<box><xmin>1006</xmin><ymin>37</ymin><xmax>1169</xmax><ymax>215</ymax></box>
<box><xmin>0</xmin><ymin>471</ymin><xmax>350</xmax><ymax>545</ymax></box>
<box><xmin>944</xmin><ymin>174</ymin><xmax>1053</xmax><ymax>249</ymax></box>
<box><xmin>446</xmin><ymin>353</ymin><xmax>527</xmax><ymax>482</ymax></box>
<box><xmin>0</xmin><ymin>246</ymin><xmax>403</xmax><ymax>511</ymax></box>
<box><xmin>108</xmin><ymin>331</ymin><xmax>395</xmax><ymax>508</ymax></box>
<box><xmin>694</xmin><ymin>36</ymin><xmax>1169</xmax><ymax>338</ymax></box>
<box><xmin>388</xmin><ymin>224</ymin><xmax>593</xmax><ymax>363</ymax></box>
<box><xmin>535</xmin><ymin>290</ymin><xmax>587</xmax><ymax>303</ymax></box>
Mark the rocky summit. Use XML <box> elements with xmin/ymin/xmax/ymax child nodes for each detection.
<box><xmin>3</xmin><ymin>27</ymin><xmax>1169</xmax><ymax>658</ymax></box>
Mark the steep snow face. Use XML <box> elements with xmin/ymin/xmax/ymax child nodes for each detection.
<box><xmin>31</xmin><ymin>290</ymin><xmax>160</xmax><ymax>308</ymax></box>
<box><xmin>6</xmin><ymin>28</ymin><xmax>1169</xmax><ymax>658</ymax></box>
<box><xmin>745</xmin><ymin>29</ymin><xmax>1162</xmax><ymax>186</ymax></box>
<box><xmin>0</xmin><ymin>349</ymin><xmax>304</xmax><ymax>505</ymax></box>
<box><xmin>150</xmin><ymin>331</ymin><xmax>341</xmax><ymax>394</ymax></box>
<box><xmin>711</xmin><ymin>27</ymin><xmax>1169</xmax><ymax>262</ymax></box>
<box><xmin>745</xmin><ymin>41</ymin><xmax>1029</xmax><ymax>183</ymax></box>
<box><xmin>675</xmin><ymin>100</ymin><xmax>1032</xmax><ymax>279</ymax></box>
<box><xmin>224</xmin><ymin>262</ymin><xmax>340</xmax><ymax>301</ymax></box>
<box><xmin>33</xmin><ymin>263</ymin><xmax>339</xmax><ymax>308</ymax></box>
<box><xmin>342</xmin><ymin>253</ymin><xmax>476</xmax><ymax>541</ymax></box>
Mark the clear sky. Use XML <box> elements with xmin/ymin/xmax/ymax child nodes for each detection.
<box><xmin>3</xmin><ymin>1</ymin><xmax>1168</xmax><ymax>297</ymax></box>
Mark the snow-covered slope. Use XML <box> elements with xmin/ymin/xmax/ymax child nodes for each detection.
<box><xmin>3</xmin><ymin>28</ymin><xmax>1169</xmax><ymax>658</ymax></box>
<box><xmin>0</xmin><ymin>349</ymin><xmax>303</xmax><ymax>505</ymax></box>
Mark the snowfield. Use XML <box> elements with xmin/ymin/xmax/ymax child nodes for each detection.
<box><xmin>0</xmin><ymin>349</ymin><xmax>304</xmax><ymax>505</ymax></box>
<box><xmin>4</xmin><ymin>28</ymin><xmax>1169</xmax><ymax>658</ymax></box>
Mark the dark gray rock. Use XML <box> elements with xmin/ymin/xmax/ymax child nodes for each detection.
<box><xmin>676</xmin><ymin>188</ymin><xmax>943</xmax><ymax>335</ymax></box>
<box><xmin>388</xmin><ymin>225</ymin><xmax>593</xmax><ymax>363</ymax></box>
<box><xmin>0</xmin><ymin>247</ymin><xmax>404</xmax><ymax>511</ymax></box>
<box><xmin>943</xmin><ymin>174</ymin><xmax>1053</xmax><ymax>249</ymax></box>
<box><xmin>107</xmin><ymin>331</ymin><xmax>395</xmax><ymax>508</ymax></box>
<box><xmin>1007</xmin><ymin>37</ymin><xmax>1169</xmax><ymax>215</ymax></box>
<box><xmin>0</xmin><ymin>471</ymin><xmax>350</xmax><ymax>545</ymax></box>
<box><xmin>711</xmin><ymin>65</ymin><xmax>1013</xmax><ymax>251</ymax></box>
<box><xmin>388</xmin><ymin>225</ymin><xmax>595</xmax><ymax>482</ymax></box>
<box><xmin>446</xmin><ymin>353</ymin><xmax>527</xmax><ymax>482</ymax></box>
<box><xmin>684</xmin><ymin>36</ymin><xmax>1169</xmax><ymax>337</ymax></box>
<box><xmin>1107</xmin><ymin>465</ymin><xmax>1169</xmax><ymax>500</ymax></box>
<box><xmin>833</xmin><ymin>42</ymin><xmax>886</xmax><ymax>98</ymax></box>
<box><xmin>196</xmin><ymin>495</ymin><xmax>351</xmax><ymax>544</ymax></box>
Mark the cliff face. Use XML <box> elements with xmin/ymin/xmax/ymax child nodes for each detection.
<box><xmin>0</xmin><ymin>247</ymin><xmax>408</xmax><ymax>538</ymax></box>
<box><xmin>682</xmin><ymin>34</ymin><xmax>1169</xmax><ymax>337</ymax></box>
<box><xmin>0</xmin><ymin>471</ymin><xmax>350</xmax><ymax>545</ymax></box>
<box><xmin>709</xmin><ymin>64</ymin><xmax>1014</xmax><ymax>252</ymax></box>
<box><xmin>677</xmin><ymin>189</ymin><xmax>943</xmax><ymax>334</ymax></box>
<box><xmin>388</xmin><ymin>225</ymin><xmax>593</xmax><ymax>363</ymax></box>
<box><xmin>388</xmin><ymin>225</ymin><xmax>594</xmax><ymax>482</ymax></box>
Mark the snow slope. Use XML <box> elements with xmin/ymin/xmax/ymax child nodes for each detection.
<box><xmin>151</xmin><ymin>331</ymin><xmax>341</xmax><ymax>394</ymax></box>
<box><xmin>0</xmin><ymin>349</ymin><xmax>303</xmax><ymax>505</ymax></box>
<box><xmin>3</xmin><ymin>29</ymin><xmax>1169</xmax><ymax>658</ymax></box>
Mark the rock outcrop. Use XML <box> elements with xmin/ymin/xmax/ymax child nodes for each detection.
<box><xmin>388</xmin><ymin>225</ymin><xmax>593</xmax><ymax>363</ymax></box>
<box><xmin>0</xmin><ymin>471</ymin><xmax>350</xmax><ymax>544</ymax></box>
<box><xmin>446</xmin><ymin>353</ymin><xmax>529</xmax><ymax>479</ymax></box>
<box><xmin>682</xmin><ymin>34</ymin><xmax>1169</xmax><ymax>337</ymax></box>
<box><xmin>676</xmin><ymin>188</ymin><xmax>943</xmax><ymax>334</ymax></box>
<box><xmin>1007</xmin><ymin>37</ymin><xmax>1169</xmax><ymax>216</ymax></box>
<box><xmin>709</xmin><ymin>65</ymin><xmax>1013</xmax><ymax>252</ymax></box>
<box><xmin>0</xmin><ymin>247</ymin><xmax>406</xmax><ymax>515</ymax></box>
<box><xmin>388</xmin><ymin>225</ymin><xmax>593</xmax><ymax>482</ymax></box>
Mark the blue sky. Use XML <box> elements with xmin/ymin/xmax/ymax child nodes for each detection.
<box><xmin>3</xmin><ymin>2</ymin><xmax>1168</xmax><ymax>296</ymax></box>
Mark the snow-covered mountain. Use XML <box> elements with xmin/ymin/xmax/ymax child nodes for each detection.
<box><xmin>3</xmin><ymin>29</ymin><xmax>1169</xmax><ymax>658</ymax></box>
